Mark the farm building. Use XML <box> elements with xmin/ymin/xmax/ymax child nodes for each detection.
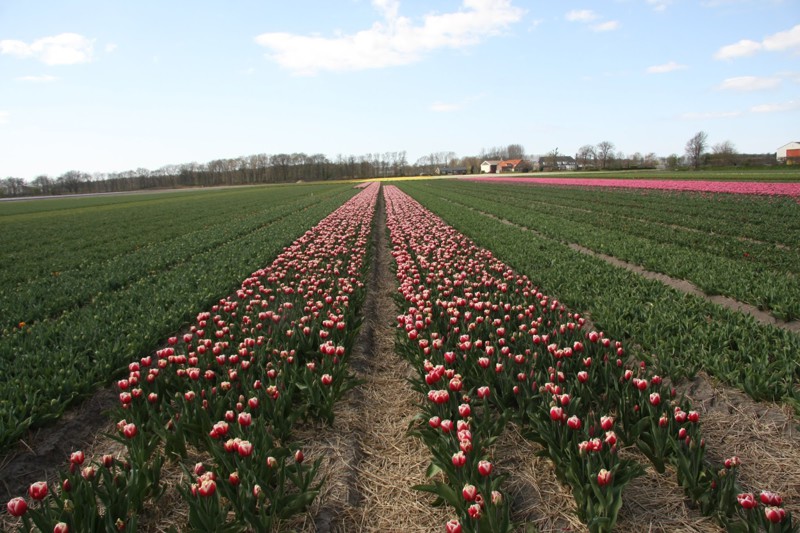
<box><xmin>496</xmin><ymin>159</ymin><xmax>533</xmax><ymax>173</ymax></box>
<box><xmin>480</xmin><ymin>160</ymin><xmax>501</xmax><ymax>173</ymax></box>
<box><xmin>435</xmin><ymin>166</ymin><xmax>468</xmax><ymax>175</ymax></box>
<box><xmin>535</xmin><ymin>155</ymin><xmax>578</xmax><ymax>171</ymax></box>
<box><xmin>777</xmin><ymin>142</ymin><xmax>800</xmax><ymax>163</ymax></box>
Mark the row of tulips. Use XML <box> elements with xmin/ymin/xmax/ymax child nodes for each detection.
<box><xmin>4</xmin><ymin>183</ymin><xmax>380</xmax><ymax>532</ymax></box>
<box><xmin>383</xmin><ymin>185</ymin><xmax>794</xmax><ymax>533</ymax></box>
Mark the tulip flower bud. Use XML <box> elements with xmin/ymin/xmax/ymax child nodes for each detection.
<box><xmin>7</xmin><ymin>496</ymin><xmax>28</xmax><ymax>517</ymax></box>
<box><xmin>597</xmin><ymin>469</ymin><xmax>612</xmax><ymax>487</ymax></box>
<box><xmin>445</xmin><ymin>519</ymin><xmax>462</xmax><ymax>533</ymax></box>
<box><xmin>764</xmin><ymin>506</ymin><xmax>786</xmax><ymax>524</ymax></box>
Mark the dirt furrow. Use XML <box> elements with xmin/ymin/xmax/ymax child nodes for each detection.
<box><xmin>296</xmin><ymin>188</ymin><xmax>448</xmax><ymax>532</ymax></box>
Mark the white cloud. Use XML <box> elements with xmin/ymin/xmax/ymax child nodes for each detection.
<box><xmin>714</xmin><ymin>39</ymin><xmax>762</xmax><ymax>59</ymax></box>
<box><xmin>646</xmin><ymin>0</ymin><xmax>672</xmax><ymax>11</ymax></box>
<box><xmin>16</xmin><ymin>74</ymin><xmax>59</xmax><ymax>82</ymax></box>
<box><xmin>750</xmin><ymin>100</ymin><xmax>800</xmax><ymax>113</ymax></box>
<box><xmin>715</xmin><ymin>24</ymin><xmax>800</xmax><ymax>59</ymax></box>
<box><xmin>592</xmin><ymin>20</ymin><xmax>620</xmax><ymax>32</ymax></box>
<box><xmin>430</xmin><ymin>93</ymin><xmax>484</xmax><ymax>112</ymax></box>
<box><xmin>565</xmin><ymin>9</ymin><xmax>598</xmax><ymax>22</ymax></box>
<box><xmin>0</xmin><ymin>111</ymin><xmax>8</xmax><ymax>124</ymax></box>
<box><xmin>430</xmin><ymin>102</ymin><xmax>460</xmax><ymax>112</ymax></box>
<box><xmin>105</xmin><ymin>43</ymin><xmax>117</xmax><ymax>53</ymax></box>
<box><xmin>255</xmin><ymin>0</ymin><xmax>524</xmax><ymax>75</ymax></box>
<box><xmin>763</xmin><ymin>24</ymin><xmax>800</xmax><ymax>53</ymax></box>
<box><xmin>646</xmin><ymin>61</ymin><xmax>687</xmax><ymax>73</ymax></box>
<box><xmin>0</xmin><ymin>33</ymin><xmax>94</xmax><ymax>65</ymax></box>
<box><xmin>680</xmin><ymin>110</ymin><xmax>742</xmax><ymax>120</ymax></box>
<box><xmin>718</xmin><ymin>75</ymin><xmax>781</xmax><ymax>91</ymax></box>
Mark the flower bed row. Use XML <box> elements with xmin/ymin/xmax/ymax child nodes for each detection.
<box><xmin>467</xmin><ymin>176</ymin><xmax>800</xmax><ymax>198</ymax></box>
<box><xmin>383</xmin><ymin>185</ymin><xmax>795</xmax><ymax>533</ymax></box>
<box><xmin>4</xmin><ymin>183</ymin><xmax>379</xmax><ymax>532</ymax></box>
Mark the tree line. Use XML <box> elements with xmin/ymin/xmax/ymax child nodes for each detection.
<box><xmin>0</xmin><ymin>134</ymin><xmax>780</xmax><ymax>197</ymax></box>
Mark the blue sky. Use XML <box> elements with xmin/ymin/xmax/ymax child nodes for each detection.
<box><xmin>1</xmin><ymin>0</ymin><xmax>798</xmax><ymax>180</ymax></box>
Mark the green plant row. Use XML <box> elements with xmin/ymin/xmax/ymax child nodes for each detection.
<box><xmin>0</xmin><ymin>186</ymin><xmax>348</xmax><ymax>330</ymax></box>
<box><xmin>0</xmin><ymin>185</ymin><xmax>341</xmax><ymax>289</ymax></box>
<box><xmin>0</xmin><ymin>184</ymin><xmax>358</xmax><ymax>453</ymax></box>
<box><xmin>460</xmin><ymin>181</ymin><xmax>800</xmax><ymax>270</ymax></box>
<box><xmin>397</xmin><ymin>182</ymin><xmax>800</xmax><ymax>411</ymax></box>
<box><xmin>423</xmin><ymin>181</ymin><xmax>800</xmax><ymax>320</ymax></box>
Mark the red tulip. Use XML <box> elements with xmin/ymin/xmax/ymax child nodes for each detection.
<box><xmin>237</xmin><ymin>440</ymin><xmax>254</xmax><ymax>457</ymax></box>
<box><xmin>649</xmin><ymin>392</ymin><xmax>661</xmax><ymax>406</ymax></box>
<box><xmin>567</xmin><ymin>416</ymin><xmax>582</xmax><ymax>430</ymax></box>
<box><xmin>445</xmin><ymin>519</ymin><xmax>462</xmax><ymax>533</ymax></box>
<box><xmin>122</xmin><ymin>422</ymin><xmax>139</xmax><ymax>439</ymax></box>
<box><xmin>477</xmin><ymin>460</ymin><xmax>492</xmax><ymax>476</ymax></box>
<box><xmin>764</xmin><ymin>506</ymin><xmax>786</xmax><ymax>524</ymax></box>
<box><xmin>198</xmin><ymin>479</ymin><xmax>216</xmax><ymax>497</ymax></box>
<box><xmin>452</xmin><ymin>451</ymin><xmax>466</xmax><ymax>468</ymax></box>
<box><xmin>760</xmin><ymin>491</ymin><xmax>783</xmax><ymax>506</ymax></box>
<box><xmin>70</xmin><ymin>450</ymin><xmax>85</xmax><ymax>465</ymax></box>
<box><xmin>29</xmin><ymin>481</ymin><xmax>48</xmax><ymax>500</ymax></box>
<box><xmin>462</xmin><ymin>484</ymin><xmax>478</xmax><ymax>501</ymax></box>
<box><xmin>724</xmin><ymin>456</ymin><xmax>740</xmax><ymax>469</ymax></box>
<box><xmin>6</xmin><ymin>496</ymin><xmax>27</xmax><ymax>517</ymax></box>
<box><xmin>54</xmin><ymin>523</ymin><xmax>69</xmax><ymax>533</ymax></box>
<box><xmin>294</xmin><ymin>450</ymin><xmax>304</xmax><ymax>463</ymax></box>
<box><xmin>597</xmin><ymin>469</ymin><xmax>612</xmax><ymax>487</ymax></box>
<box><xmin>468</xmin><ymin>503</ymin><xmax>482</xmax><ymax>519</ymax></box>
<box><xmin>737</xmin><ymin>493</ymin><xmax>757</xmax><ymax>510</ymax></box>
<box><xmin>600</xmin><ymin>416</ymin><xmax>614</xmax><ymax>431</ymax></box>
<box><xmin>237</xmin><ymin>412</ymin><xmax>252</xmax><ymax>427</ymax></box>
<box><xmin>321</xmin><ymin>374</ymin><xmax>333</xmax><ymax>386</ymax></box>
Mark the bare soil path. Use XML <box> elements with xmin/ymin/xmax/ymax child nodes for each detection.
<box><xmin>293</xmin><ymin>188</ymin><xmax>449</xmax><ymax>532</ymax></box>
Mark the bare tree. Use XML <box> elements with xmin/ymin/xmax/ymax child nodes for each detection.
<box><xmin>577</xmin><ymin>145</ymin><xmax>596</xmax><ymax>169</ymax></box>
<box><xmin>711</xmin><ymin>140</ymin><xmax>737</xmax><ymax>166</ymax></box>
<box><xmin>31</xmin><ymin>175</ymin><xmax>52</xmax><ymax>195</ymax></box>
<box><xmin>685</xmin><ymin>131</ymin><xmax>708</xmax><ymax>170</ymax></box>
<box><xmin>507</xmin><ymin>144</ymin><xmax>525</xmax><ymax>159</ymax></box>
<box><xmin>596</xmin><ymin>141</ymin><xmax>615</xmax><ymax>169</ymax></box>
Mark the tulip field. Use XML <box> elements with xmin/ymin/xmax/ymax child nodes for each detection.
<box><xmin>2</xmin><ymin>178</ymin><xmax>799</xmax><ymax>532</ymax></box>
<box><xmin>397</xmin><ymin>180</ymin><xmax>800</xmax><ymax>406</ymax></box>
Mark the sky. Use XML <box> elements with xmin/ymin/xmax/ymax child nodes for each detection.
<box><xmin>0</xmin><ymin>0</ymin><xmax>798</xmax><ymax>180</ymax></box>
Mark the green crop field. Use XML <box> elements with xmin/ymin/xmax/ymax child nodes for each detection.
<box><xmin>0</xmin><ymin>183</ymin><xmax>358</xmax><ymax>450</ymax></box>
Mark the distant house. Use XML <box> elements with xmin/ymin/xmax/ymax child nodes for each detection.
<box><xmin>435</xmin><ymin>166</ymin><xmax>468</xmax><ymax>175</ymax></box>
<box><xmin>535</xmin><ymin>155</ymin><xmax>577</xmax><ymax>171</ymax></box>
<box><xmin>480</xmin><ymin>160</ymin><xmax>501</xmax><ymax>173</ymax></box>
<box><xmin>777</xmin><ymin>142</ymin><xmax>800</xmax><ymax>163</ymax></box>
<box><xmin>496</xmin><ymin>159</ymin><xmax>532</xmax><ymax>173</ymax></box>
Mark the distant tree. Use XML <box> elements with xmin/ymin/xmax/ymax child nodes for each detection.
<box><xmin>643</xmin><ymin>153</ymin><xmax>658</xmax><ymax>168</ymax></box>
<box><xmin>685</xmin><ymin>131</ymin><xmax>708</xmax><ymax>170</ymax></box>
<box><xmin>507</xmin><ymin>144</ymin><xmax>525</xmax><ymax>159</ymax></box>
<box><xmin>57</xmin><ymin>170</ymin><xmax>89</xmax><ymax>194</ymax></box>
<box><xmin>548</xmin><ymin>148</ymin><xmax>560</xmax><ymax>171</ymax></box>
<box><xmin>577</xmin><ymin>145</ymin><xmax>596</xmax><ymax>169</ymax></box>
<box><xmin>596</xmin><ymin>141</ymin><xmax>615</xmax><ymax>169</ymax></box>
<box><xmin>2</xmin><ymin>177</ymin><xmax>25</xmax><ymax>196</ymax></box>
<box><xmin>711</xmin><ymin>140</ymin><xmax>737</xmax><ymax>166</ymax></box>
<box><xmin>31</xmin><ymin>175</ymin><xmax>53</xmax><ymax>195</ymax></box>
<box><xmin>665</xmin><ymin>153</ymin><xmax>681</xmax><ymax>170</ymax></box>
